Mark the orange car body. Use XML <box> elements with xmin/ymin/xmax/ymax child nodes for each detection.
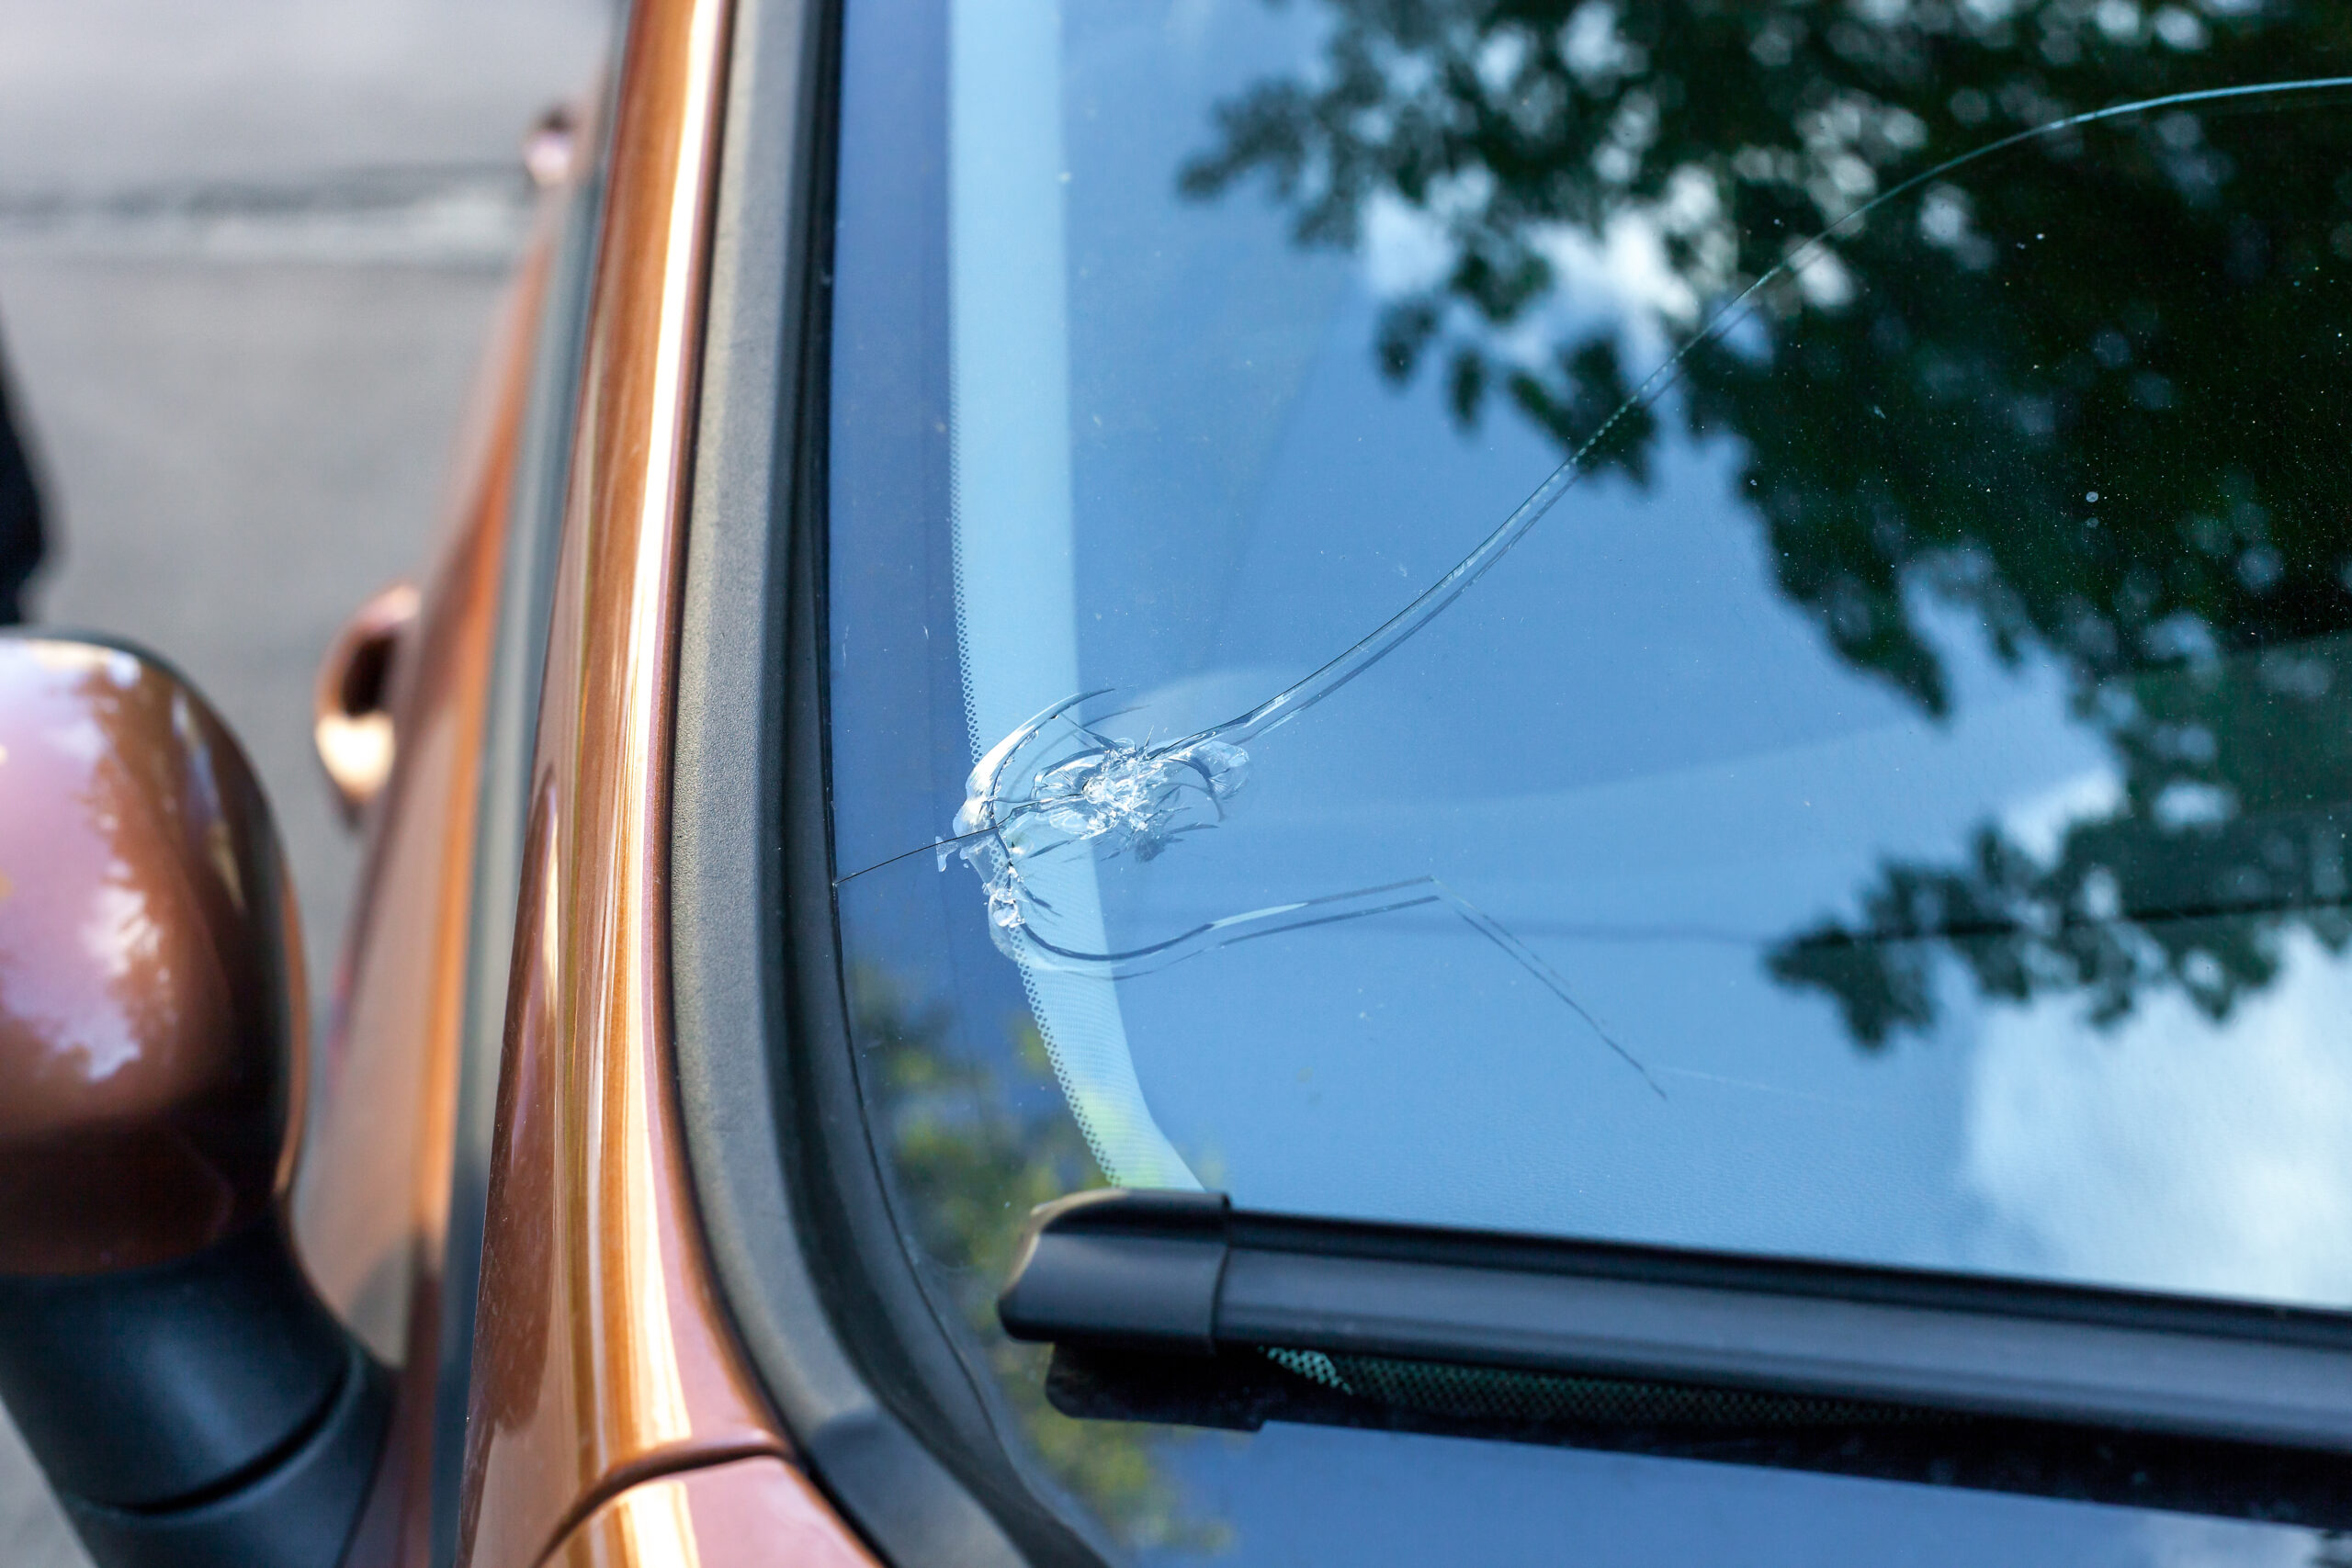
<box><xmin>292</xmin><ymin>0</ymin><xmax>866</xmax><ymax>1560</ymax></box>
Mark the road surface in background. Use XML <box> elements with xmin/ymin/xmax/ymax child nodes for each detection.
<box><xmin>0</xmin><ymin>3</ymin><xmax>609</xmax><ymax>1562</ymax></box>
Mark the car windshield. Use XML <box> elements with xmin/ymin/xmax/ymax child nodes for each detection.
<box><xmin>825</xmin><ymin>0</ymin><xmax>2352</xmax><ymax>1554</ymax></box>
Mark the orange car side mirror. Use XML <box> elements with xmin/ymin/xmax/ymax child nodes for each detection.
<box><xmin>0</xmin><ymin>632</ymin><xmax>385</xmax><ymax>1568</ymax></box>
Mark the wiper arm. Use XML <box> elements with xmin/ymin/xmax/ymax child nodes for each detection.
<box><xmin>1000</xmin><ymin>1190</ymin><xmax>2352</xmax><ymax>1453</ymax></box>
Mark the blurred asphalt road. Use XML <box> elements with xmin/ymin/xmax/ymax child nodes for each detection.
<box><xmin>0</xmin><ymin>3</ymin><xmax>609</xmax><ymax>1562</ymax></box>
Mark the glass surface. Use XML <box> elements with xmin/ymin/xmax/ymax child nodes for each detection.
<box><xmin>827</xmin><ymin>0</ymin><xmax>2352</xmax><ymax>1551</ymax></box>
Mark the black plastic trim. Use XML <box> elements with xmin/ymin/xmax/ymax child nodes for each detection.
<box><xmin>62</xmin><ymin>1343</ymin><xmax>390</xmax><ymax>1568</ymax></box>
<box><xmin>1001</xmin><ymin>1189</ymin><xmax>2352</xmax><ymax>1452</ymax></box>
<box><xmin>0</xmin><ymin>1216</ymin><xmax>359</xmax><ymax>1510</ymax></box>
<box><xmin>667</xmin><ymin>0</ymin><xmax>1100</xmax><ymax>1562</ymax></box>
<box><xmin>0</xmin><ymin>1213</ymin><xmax>388</xmax><ymax>1568</ymax></box>
<box><xmin>1045</xmin><ymin>1344</ymin><xmax>2352</xmax><ymax>1529</ymax></box>
<box><xmin>1000</xmin><ymin>1191</ymin><xmax>1228</xmax><ymax>1359</ymax></box>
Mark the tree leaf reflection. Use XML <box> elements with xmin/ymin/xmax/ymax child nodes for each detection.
<box><xmin>849</xmin><ymin>966</ymin><xmax>1228</xmax><ymax>1552</ymax></box>
<box><xmin>1174</xmin><ymin>0</ymin><xmax>2352</xmax><ymax>1047</ymax></box>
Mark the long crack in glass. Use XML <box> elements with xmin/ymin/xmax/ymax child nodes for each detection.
<box><xmin>837</xmin><ymin>73</ymin><xmax>2352</xmax><ymax>1116</ymax></box>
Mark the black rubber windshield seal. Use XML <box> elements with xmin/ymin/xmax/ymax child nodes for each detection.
<box><xmin>667</xmin><ymin>0</ymin><xmax>1106</xmax><ymax>1562</ymax></box>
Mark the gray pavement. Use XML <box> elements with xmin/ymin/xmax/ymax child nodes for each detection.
<box><xmin>0</xmin><ymin>2</ymin><xmax>609</xmax><ymax>1560</ymax></box>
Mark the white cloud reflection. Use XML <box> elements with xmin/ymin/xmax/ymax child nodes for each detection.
<box><xmin>1965</xmin><ymin>928</ymin><xmax>2352</xmax><ymax>1305</ymax></box>
<box><xmin>2134</xmin><ymin>1511</ymin><xmax>2323</xmax><ymax>1568</ymax></box>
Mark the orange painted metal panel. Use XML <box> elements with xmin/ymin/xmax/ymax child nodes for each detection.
<box><xmin>0</xmin><ymin>636</ymin><xmax>300</xmax><ymax>1277</ymax></box>
<box><xmin>449</xmin><ymin>0</ymin><xmax>845</xmax><ymax>1562</ymax></box>
<box><xmin>298</xmin><ymin>213</ymin><xmax>554</xmax><ymax>1568</ymax></box>
<box><xmin>542</xmin><ymin>1459</ymin><xmax>880</xmax><ymax>1568</ymax></box>
<box><xmin>292</xmin><ymin>239</ymin><xmax>548</xmax><ymax>1361</ymax></box>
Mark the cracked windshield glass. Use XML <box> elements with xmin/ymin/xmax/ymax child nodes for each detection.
<box><xmin>827</xmin><ymin>0</ymin><xmax>2352</xmax><ymax>1549</ymax></box>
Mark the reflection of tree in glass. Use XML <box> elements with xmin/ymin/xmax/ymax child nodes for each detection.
<box><xmin>849</xmin><ymin>966</ymin><xmax>1228</xmax><ymax>1553</ymax></box>
<box><xmin>1184</xmin><ymin>0</ymin><xmax>2352</xmax><ymax>1043</ymax></box>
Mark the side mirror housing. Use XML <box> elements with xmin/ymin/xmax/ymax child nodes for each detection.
<box><xmin>0</xmin><ymin>633</ymin><xmax>387</xmax><ymax>1568</ymax></box>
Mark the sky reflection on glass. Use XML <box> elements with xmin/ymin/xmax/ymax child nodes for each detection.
<box><xmin>828</xmin><ymin>0</ymin><xmax>2352</xmax><ymax>1553</ymax></box>
<box><xmin>837</xmin><ymin>0</ymin><xmax>2352</xmax><ymax>1310</ymax></box>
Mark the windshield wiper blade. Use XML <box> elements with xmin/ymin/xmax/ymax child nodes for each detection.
<box><xmin>999</xmin><ymin>1190</ymin><xmax>2352</xmax><ymax>1452</ymax></box>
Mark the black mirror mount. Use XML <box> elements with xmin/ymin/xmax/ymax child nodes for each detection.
<box><xmin>0</xmin><ymin>631</ymin><xmax>388</xmax><ymax>1568</ymax></box>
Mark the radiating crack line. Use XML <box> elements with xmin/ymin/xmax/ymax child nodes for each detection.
<box><xmin>849</xmin><ymin>75</ymin><xmax>2352</xmax><ymax>1091</ymax></box>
